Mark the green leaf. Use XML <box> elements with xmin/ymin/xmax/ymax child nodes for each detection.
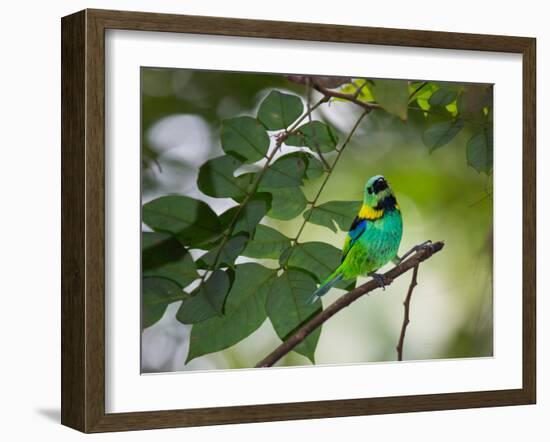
<box><xmin>142</xmin><ymin>277</ymin><xmax>185</xmax><ymax>329</ymax></box>
<box><xmin>339</xmin><ymin>79</ymin><xmax>375</xmax><ymax>102</ymax></box>
<box><xmin>262</xmin><ymin>187</ymin><xmax>307</xmax><ymax>220</ymax></box>
<box><xmin>305</xmin><ymin>154</ymin><xmax>324</xmax><ymax>179</ymax></box>
<box><xmin>423</xmin><ymin>107</ymin><xmax>453</xmax><ymax>126</ymax></box>
<box><xmin>219</xmin><ymin>197</ymin><xmax>270</xmax><ymax>237</ymax></box>
<box><xmin>221</xmin><ymin>116</ymin><xmax>270</xmax><ymax>163</ymax></box>
<box><xmin>142</xmin><ymin>232</ymin><xmax>186</xmax><ymax>271</ymax></box>
<box><xmin>285</xmin><ymin>241</ymin><xmax>341</xmax><ymax>283</ymax></box>
<box><xmin>303</xmin><ymin>201</ymin><xmax>361</xmax><ymax>233</ymax></box>
<box><xmin>409</xmin><ymin>82</ymin><xmax>437</xmax><ymax>110</ymax></box>
<box><xmin>422</xmin><ymin>119</ymin><xmax>465</xmax><ymax>152</ymax></box>
<box><xmin>279</xmin><ymin>247</ymin><xmax>293</xmax><ymax>268</ymax></box>
<box><xmin>369</xmin><ymin>79</ymin><xmax>409</xmax><ymax>121</ymax></box>
<box><xmin>242</xmin><ymin>224</ymin><xmax>291</xmax><ymax>259</ymax></box>
<box><xmin>429</xmin><ymin>88</ymin><xmax>458</xmax><ymax>107</ymax></box>
<box><xmin>264</xmin><ymin>151</ymin><xmax>323</xmax><ymax>183</ymax></box>
<box><xmin>143</xmin><ymin>253</ymin><xmax>198</xmax><ymax>289</ymax></box>
<box><xmin>467</xmin><ymin>130</ymin><xmax>493</xmax><ymax>174</ymax></box>
<box><xmin>198</xmin><ymin>234</ymin><xmax>248</xmax><ymax>269</ymax></box>
<box><xmin>176</xmin><ymin>270</ymin><xmax>230</xmax><ymax>324</ymax></box>
<box><xmin>142</xmin><ymin>232</ymin><xmax>198</xmax><ymax>288</ymax></box>
<box><xmin>186</xmin><ymin>263</ymin><xmax>277</xmax><ymax>362</ymax></box>
<box><xmin>235</xmin><ymin>196</ymin><xmax>270</xmax><ymax>235</ymax></box>
<box><xmin>262</xmin><ymin>153</ymin><xmax>307</xmax><ymax>188</ymax></box>
<box><xmin>285</xmin><ymin>121</ymin><xmax>339</xmax><ymax>153</ymax></box>
<box><xmin>198</xmin><ymin>155</ymin><xmax>254</xmax><ymax>200</ymax></box>
<box><xmin>284</xmin><ymin>242</ymin><xmax>353</xmax><ymax>290</ymax></box>
<box><xmin>257</xmin><ymin>91</ymin><xmax>304</xmax><ymax>130</ymax></box>
<box><xmin>407</xmin><ymin>99</ymin><xmax>428</xmax><ymax>127</ymax></box>
<box><xmin>143</xmin><ymin>195</ymin><xmax>222</xmax><ymax>247</ymax></box>
<box><xmin>266</xmin><ymin>270</ymin><xmax>322</xmax><ymax>362</ymax></box>
<box><xmin>446</xmin><ymin>101</ymin><xmax>458</xmax><ymax>117</ymax></box>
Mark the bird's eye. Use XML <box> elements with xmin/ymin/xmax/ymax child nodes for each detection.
<box><xmin>367</xmin><ymin>187</ymin><xmax>373</xmax><ymax>194</ymax></box>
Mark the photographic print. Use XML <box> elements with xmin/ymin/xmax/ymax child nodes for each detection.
<box><xmin>61</xmin><ymin>10</ymin><xmax>535</xmax><ymax>431</ymax></box>
<box><xmin>140</xmin><ymin>69</ymin><xmax>493</xmax><ymax>373</ymax></box>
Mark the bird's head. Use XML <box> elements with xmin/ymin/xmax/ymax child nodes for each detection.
<box><xmin>363</xmin><ymin>175</ymin><xmax>398</xmax><ymax>211</ymax></box>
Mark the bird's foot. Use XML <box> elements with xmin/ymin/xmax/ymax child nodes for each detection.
<box><xmin>369</xmin><ymin>272</ymin><xmax>387</xmax><ymax>290</ymax></box>
<box><xmin>394</xmin><ymin>240</ymin><xmax>433</xmax><ymax>265</ymax></box>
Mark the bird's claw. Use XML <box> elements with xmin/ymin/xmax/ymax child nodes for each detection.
<box><xmin>369</xmin><ymin>272</ymin><xmax>387</xmax><ymax>290</ymax></box>
<box><xmin>395</xmin><ymin>240</ymin><xmax>433</xmax><ymax>264</ymax></box>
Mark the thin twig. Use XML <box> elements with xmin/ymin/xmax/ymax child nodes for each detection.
<box><xmin>256</xmin><ymin>241</ymin><xmax>444</xmax><ymax>367</ymax></box>
<box><xmin>197</xmin><ymin>97</ymin><xmax>329</xmax><ymax>288</ymax></box>
<box><xmin>313</xmin><ymin>84</ymin><xmax>381</xmax><ymax>112</ymax></box>
<box><xmin>467</xmin><ymin>191</ymin><xmax>493</xmax><ymax>208</ymax></box>
<box><xmin>288</xmin><ymin>109</ymin><xmax>369</xmax><ymax>249</ymax></box>
<box><xmin>396</xmin><ymin>264</ymin><xmax>419</xmax><ymax>361</ymax></box>
<box><xmin>306</xmin><ymin>78</ymin><xmax>331</xmax><ymax>170</ymax></box>
<box><xmin>353</xmin><ymin>79</ymin><xmax>370</xmax><ymax>99</ymax></box>
<box><xmin>313</xmin><ymin>80</ymin><xmax>486</xmax><ymax>128</ymax></box>
<box><xmin>409</xmin><ymin>81</ymin><xmax>428</xmax><ymax>101</ymax></box>
<box><xmin>196</xmin><ymin>140</ymin><xmax>281</xmax><ymax>288</ymax></box>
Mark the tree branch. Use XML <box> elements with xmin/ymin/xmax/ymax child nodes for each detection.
<box><xmin>313</xmin><ymin>84</ymin><xmax>381</xmax><ymax>111</ymax></box>
<box><xmin>289</xmin><ymin>109</ymin><xmax>369</xmax><ymax>247</ymax></box>
<box><xmin>396</xmin><ymin>264</ymin><xmax>419</xmax><ymax>361</ymax></box>
<box><xmin>353</xmin><ymin>80</ymin><xmax>369</xmax><ymax>99</ymax></box>
<box><xmin>408</xmin><ymin>81</ymin><xmax>428</xmax><ymax>100</ymax></box>
<box><xmin>306</xmin><ymin>78</ymin><xmax>331</xmax><ymax>170</ymax></box>
<box><xmin>197</xmin><ymin>96</ymin><xmax>328</xmax><ymax>287</ymax></box>
<box><xmin>256</xmin><ymin>241</ymin><xmax>444</xmax><ymax>368</ymax></box>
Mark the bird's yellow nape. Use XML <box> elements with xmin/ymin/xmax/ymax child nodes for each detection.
<box><xmin>358</xmin><ymin>204</ymin><xmax>384</xmax><ymax>220</ymax></box>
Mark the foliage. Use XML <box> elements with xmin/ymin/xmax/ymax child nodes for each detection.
<box><xmin>142</xmin><ymin>76</ymin><xmax>493</xmax><ymax>365</ymax></box>
<box><xmin>342</xmin><ymin>79</ymin><xmax>493</xmax><ymax>173</ymax></box>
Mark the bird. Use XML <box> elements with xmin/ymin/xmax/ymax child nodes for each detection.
<box><xmin>308</xmin><ymin>175</ymin><xmax>403</xmax><ymax>304</ymax></box>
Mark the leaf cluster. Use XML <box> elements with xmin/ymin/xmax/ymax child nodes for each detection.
<box><xmin>142</xmin><ymin>77</ymin><xmax>493</xmax><ymax>366</ymax></box>
<box><xmin>142</xmin><ymin>90</ymin><xmax>357</xmax><ymax>363</ymax></box>
<box><xmin>340</xmin><ymin>79</ymin><xmax>493</xmax><ymax>174</ymax></box>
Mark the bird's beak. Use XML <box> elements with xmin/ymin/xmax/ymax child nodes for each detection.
<box><xmin>373</xmin><ymin>177</ymin><xmax>388</xmax><ymax>193</ymax></box>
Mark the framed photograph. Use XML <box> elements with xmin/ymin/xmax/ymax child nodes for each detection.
<box><xmin>61</xmin><ymin>9</ymin><xmax>536</xmax><ymax>433</ymax></box>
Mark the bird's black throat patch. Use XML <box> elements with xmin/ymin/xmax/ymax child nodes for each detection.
<box><xmin>375</xmin><ymin>195</ymin><xmax>397</xmax><ymax>211</ymax></box>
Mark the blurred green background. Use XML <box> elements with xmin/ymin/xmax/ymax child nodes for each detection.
<box><xmin>141</xmin><ymin>68</ymin><xmax>493</xmax><ymax>373</ymax></box>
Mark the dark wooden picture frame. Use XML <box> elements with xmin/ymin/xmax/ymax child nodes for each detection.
<box><xmin>61</xmin><ymin>8</ymin><xmax>536</xmax><ymax>433</ymax></box>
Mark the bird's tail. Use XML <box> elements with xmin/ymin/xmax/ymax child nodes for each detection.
<box><xmin>307</xmin><ymin>268</ymin><xmax>344</xmax><ymax>304</ymax></box>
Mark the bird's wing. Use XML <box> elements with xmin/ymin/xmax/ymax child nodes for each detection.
<box><xmin>341</xmin><ymin>215</ymin><xmax>369</xmax><ymax>262</ymax></box>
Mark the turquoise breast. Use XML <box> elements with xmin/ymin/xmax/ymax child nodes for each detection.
<box><xmin>341</xmin><ymin>209</ymin><xmax>403</xmax><ymax>279</ymax></box>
